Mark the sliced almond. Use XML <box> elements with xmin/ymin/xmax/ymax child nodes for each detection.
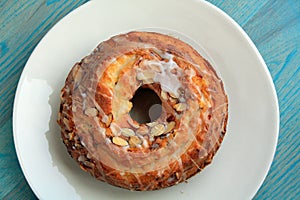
<box><xmin>161</xmin><ymin>90</ymin><xmax>168</xmax><ymax>100</ymax></box>
<box><xmin>84</xmin><ymin>107</ymin><xmax>98</xmax><ymax>117</ymax></box>
<box><xmin>151</xmin><ymin>124</ymin><xmax>165</xmax><ymax>137</ymax></box>
<box><xmin>165</xmin><ymin>121</ymin><xmax>176</xmax><ymax>133</ymax></box>
<box><xmin>87</xmin><ymin>153</ymin><xmax>92</xmax><ymax>159</ymax></box>
<box><xmin>136</xmin><ymin>125</ymin><xmax>149</xmax><ymax>135</ymax></box>
<box><xmin>146</xmin><ymin>121</ymin><xmax>158</xmax><ymax>127</ymax></box>
<box><xmin>174</xmin><ymin>103</ymin><xmax>187</xmax><ymax>112</ymax></box>
<box><xmin>129</xmin><ymin>136</ymin><xmax>142</xmax><ymax>147</ymax></box>
<box><xmin>128</xmin><ymin>119</ymin><xmax>140</xmax><ymax>129</ymax></box>
<box><xmin>121</xmin><ymin>128</ymin><xmax>135</xmax><ymax>137</ymax></box>
<box><xmin>83</xmin><ymin>161</ymin><xmax>95</xmax><ymax>168</ymax></box>
<box><xmin>169</xmin><ymin>97</ymin><xmax>178</xmax><ymax>104</ymax></box>
<box><xmin>112</xmin><ymin>136</ymin><xmax>128</xmax><ymax>146</ymax></box>
<box><xmin>169</xmin><ymin>92</ymin><xmax>179</xmax><ymax>99</ymax></box>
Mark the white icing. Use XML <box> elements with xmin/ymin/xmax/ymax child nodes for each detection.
<box><xmin>142</xmin><ymin>138</ymin><xmax>149</xmax><ymax>148</ymax></box>
<box><xmin>81</xmin><ymin>141</ymin><xmax>86</xmax><ymax>147</ymax></box>
<box><xmin>82</xmin><ymin>99</ymin><xmax>86</xmax><ymax>110</ymax></box>
<box><xmin>81</xmin><ymin>93</ymin><xmax>87</xmax><ymax>98</ymax></box>
<box><xmin>144</xmin><ymin>54</ymin><xmax>184</xmax><ymax>97</ymax></box>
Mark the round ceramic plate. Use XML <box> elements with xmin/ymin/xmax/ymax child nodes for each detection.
<box><xmin>13</xmin><ymin>0</ymin><xmax>279</xmax><ymax>199</ymax></box>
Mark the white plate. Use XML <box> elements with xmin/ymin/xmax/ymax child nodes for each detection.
<box><xmin>13</xmin><ymin>0</ymin><xmax>279</xmax><ymax>199</ymax></box>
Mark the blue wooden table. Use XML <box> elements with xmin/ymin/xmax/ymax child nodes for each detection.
<box><xmin>0</xmin><ymin>0</ymin><xmax>299</xmax><ymax>199</ymax></box>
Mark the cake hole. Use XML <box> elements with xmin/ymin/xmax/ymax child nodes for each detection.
<box><xmin>130</xmin><ymin>88</ymin><xmax>162</xmax><ymax>124</ymax></box>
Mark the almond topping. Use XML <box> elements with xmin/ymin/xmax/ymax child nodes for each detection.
<box><xmin>174</xmin><ymin>103</ymin><xmax>187</xmax><ymax>112</ymax></box>
<box><xmin>169</xmin><ymin>97</ymin><xmax>178</xmax><ymax>104</ymax></box>
<box><xmin>165</xmin><ymin>121</ymin><xmax>176</xmax><ymax>133</ymax></box>
<box><xmin>169</xmin><ymin>92</ymin><xmax>179</xmax><ymax>99</ymax></box>
<box><xmin>121</xmin><ymin>128</ymin><xmax>135</xmax><ymax>137</ymax></box>
<box><xmin>161</xmin><ymin>90</ymin><xmax>168</xmax><ymax>100</ymax></box>
<box><xmin>151</xmin><ymin>124</ymin><xmax>165</xmax><ymax>137</ymax></box>
<box><xmin>112</xmin><ymin>136</ymin><xmax>128</xmax><ymax>146</ymax></box>
<box><xmin>136</xmin><ymin>125</ymin><xmax>149</xmax><ymax>135</ymax></box>
<box><xmin>129</xmin><ymin>136</ymin><xmax>142</xmax><ymax>147</ymax></box>
<box><xmin>146</xmin><ymin>121</ymin><xmax>158</xmax><ymax>127</ymax></box>
<box><xmin>83</xmin><ymin>161</ymin><xmax>95</xmax><ymax>168</ymax></box>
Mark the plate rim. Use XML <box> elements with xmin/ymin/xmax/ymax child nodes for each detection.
<box><xmin>12</xmin><ymin>0</ymin><xmax>280</xmax><ymax>199</ymax></box>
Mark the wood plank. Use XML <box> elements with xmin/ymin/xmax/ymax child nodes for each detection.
<box><xmin>235</xmin><ymin>1</ymin><xmax>300</xmax><ymax>199</ymax></box>
<box><xmin>208</xmin><ymin>0</ymin><xmax>270</xmax><ymax>26</ymax></box>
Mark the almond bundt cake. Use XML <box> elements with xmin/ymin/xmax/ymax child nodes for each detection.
<box><xmin>57</xmin><ymin>31</ymin><xmax>228</xmax><ymax>191</ymax></box>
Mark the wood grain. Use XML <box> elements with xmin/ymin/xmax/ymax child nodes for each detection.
<box><xmin>207</xmin><ymin>0</ymin><xmax>300</xmax><ymax>199</ymax></box>
<box><xmin>0</xmin><ymin>0</ymin><xmax>299</xmax><ymax>199</ymax></box>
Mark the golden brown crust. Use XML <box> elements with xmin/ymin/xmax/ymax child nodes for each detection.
<box><xmin>57</xmin><ymin>31</ymin><xmax>228</xmax><ymax>191</ymax></box>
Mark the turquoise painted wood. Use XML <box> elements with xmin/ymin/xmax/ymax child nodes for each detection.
<box><xmin>0</xmin><ymin>0</ymin><xmax>299</xmax><ymax>199</ymax></box>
